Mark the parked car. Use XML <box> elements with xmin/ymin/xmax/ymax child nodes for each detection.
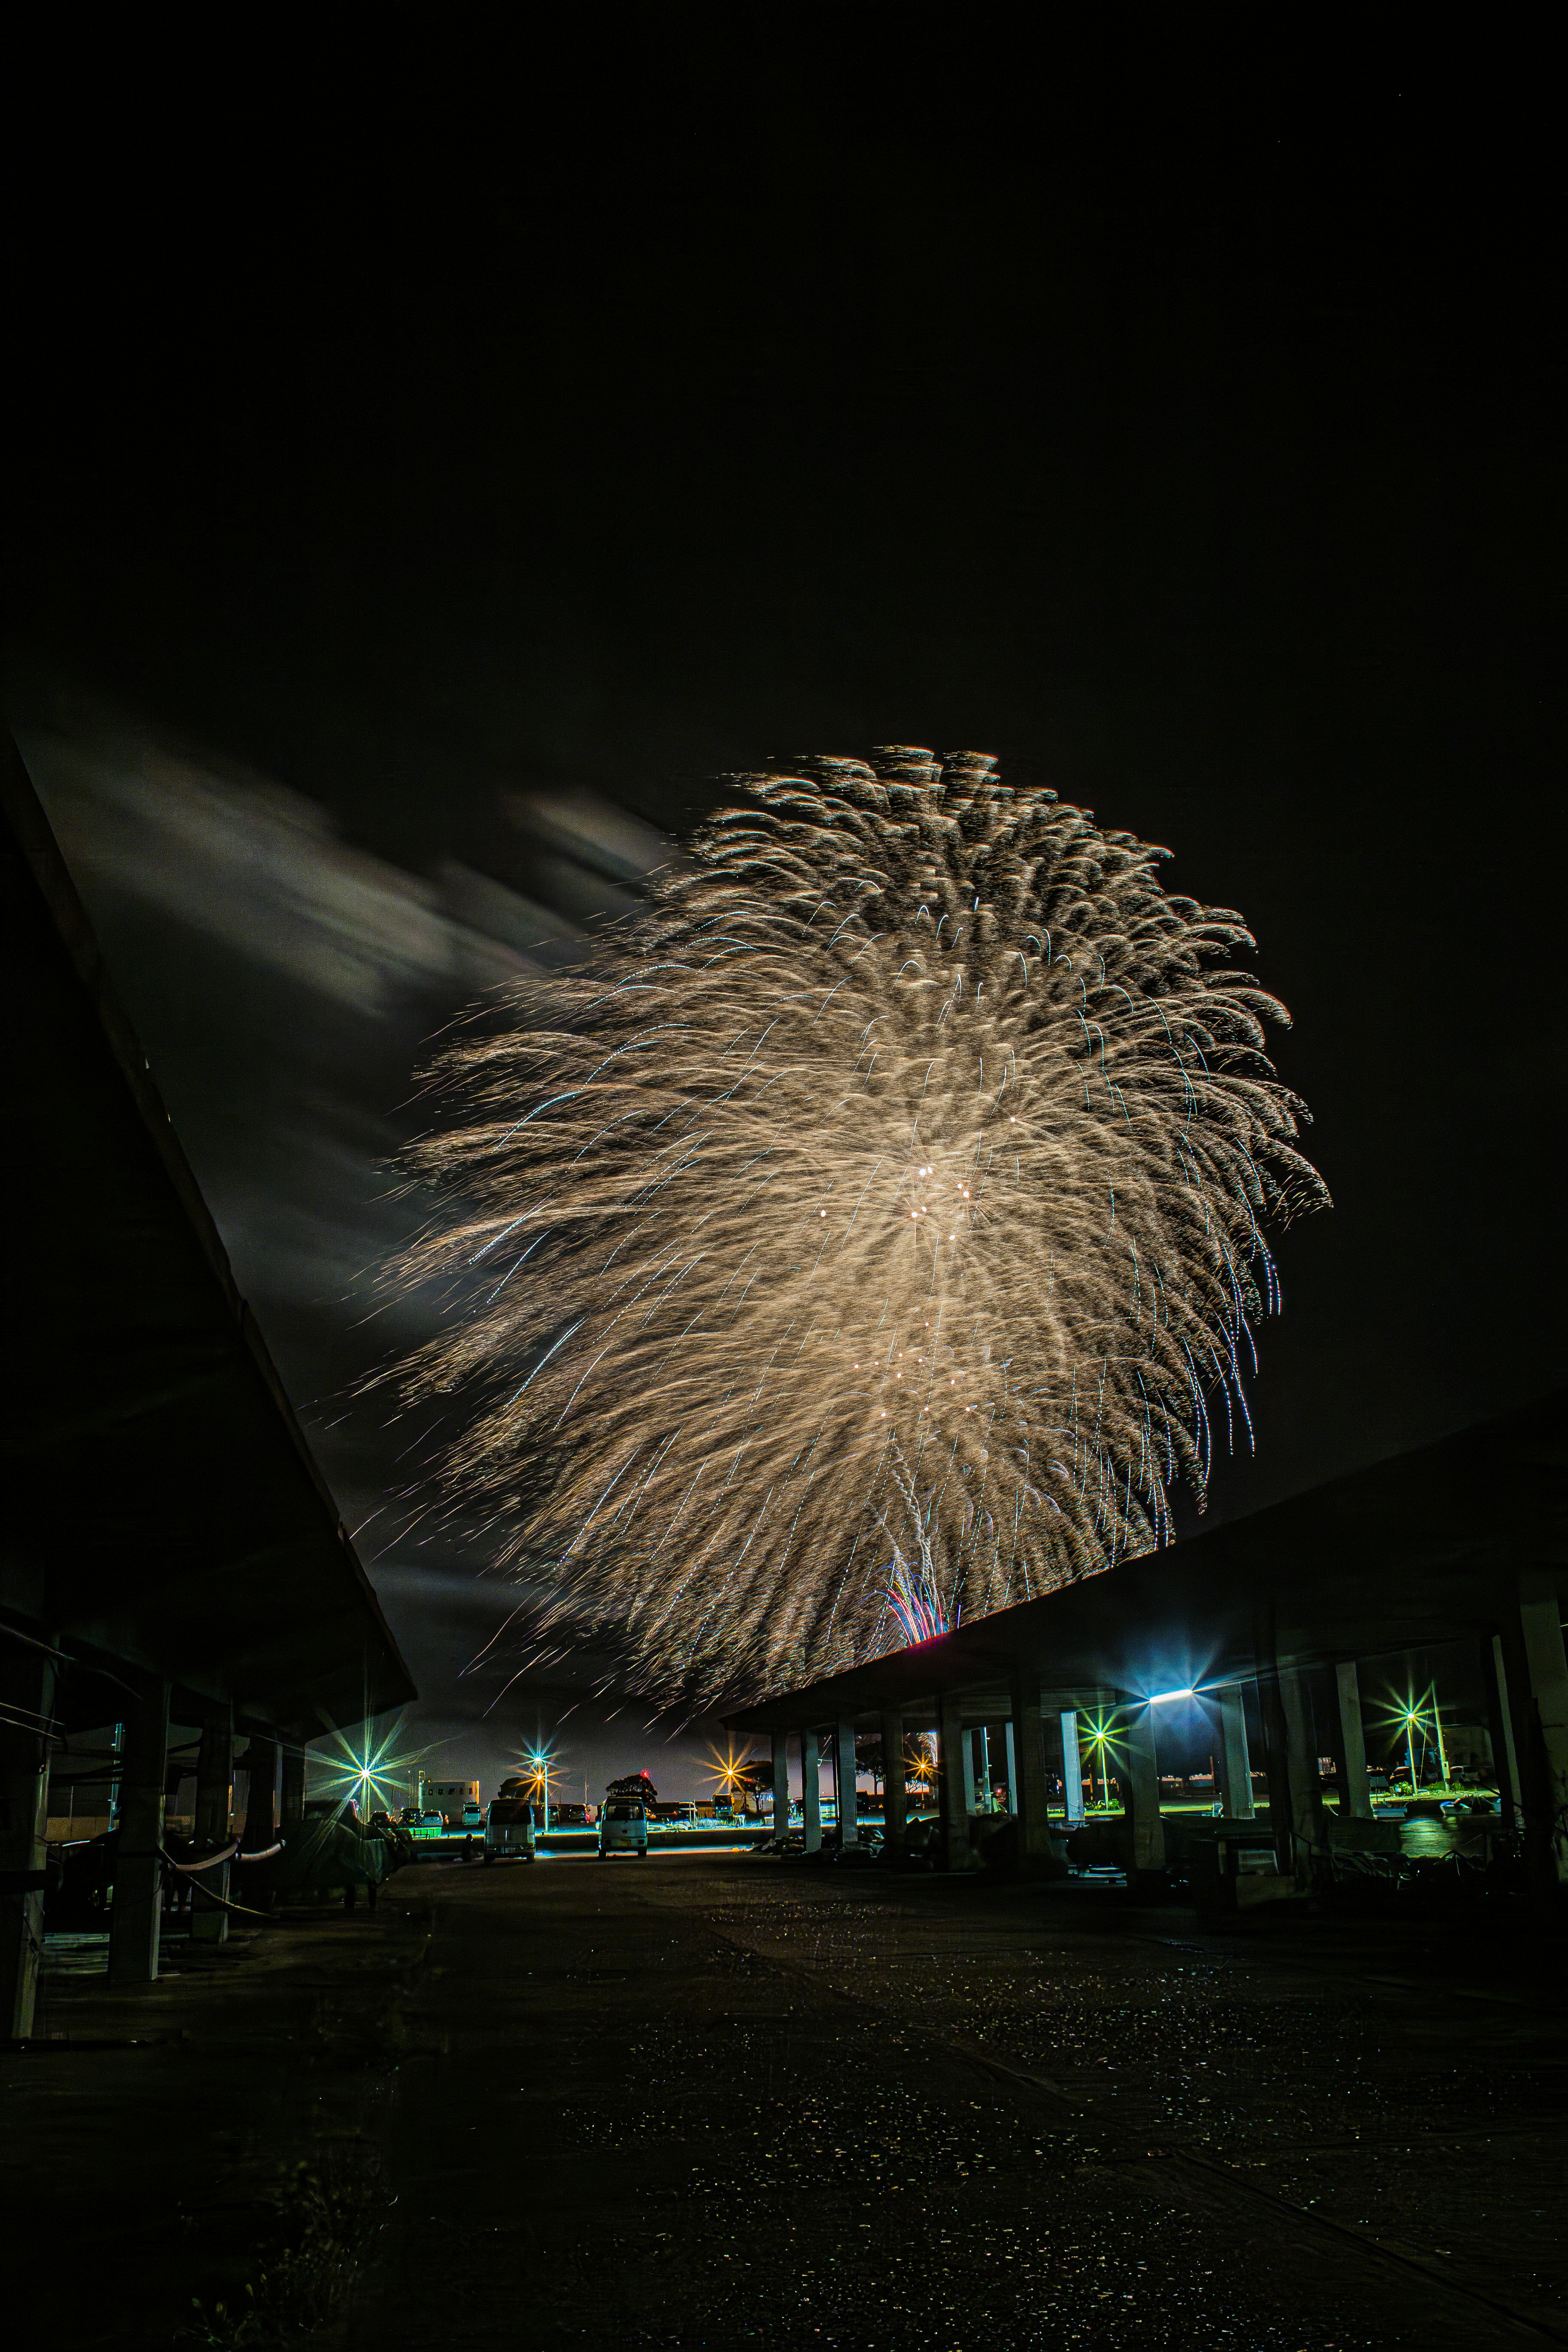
<box><xmin>597</xmin><ymin>1798</ymin><xmax>649</xmax><ymax>1858</ymax></box>
<box><xmin>461</xmin><ymin>1800</ymin><xmax>484</xmax><ymax>1833</ymax></box>
<box><xmin>484</xmin><ymin>1797</ymin><xmax>537</xmax><ymax>1865</ymax></box>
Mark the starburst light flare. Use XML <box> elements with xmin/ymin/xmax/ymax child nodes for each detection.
<box><xmin>387</xmin><ymin>748</ymin><xmax>1328</xmax><ymax>1705</ymax></box>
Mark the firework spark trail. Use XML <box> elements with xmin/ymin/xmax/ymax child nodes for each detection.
<box><xmin>385</xmin><ymin>749</ymin><xmax>1328</xmax><ymax>1703</ymax></box>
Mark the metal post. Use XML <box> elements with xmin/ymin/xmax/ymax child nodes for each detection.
<box><xmin>1059</xmin><ymin>1711</ymin><xmax>1085</xmax><ymax>1823</ymax></box>
<box><xmin>1009</xmin><ymin>1667</ymin><xmax>1054</xmax><ymax>1874</ymax></box>
<box><xmin>190</xmin><ymin>1704</ymin><xmax>233</xmax><ymax>1945</ymax></box>
<box><xmin>880</xmin><ymin>1710</ymin><xmax>906</xmax><ymax>1858</ymax></box>
<box><xmin>1003</xmin><ymin>1720</ymin><xmax>1018</xmax><ymax>1814</ymax></box>
<box><xmin>801</xmin><ymin>1729</ymin><xmax>822</xmax><ymax>1852</ymax></box>
<box><xmin>1334</xmin><ymin>1661</ymin><xmax>1372</xmax><ymax>1818</ymax></box>
<box><xmin>1122</xmin><ymin>1705</ymin><xmax>1165</xmax><ymax>1881</ymax></box>
<box><xmin>1215</xmin><ymin>1689</ymin><xmax>1255</xmax><ymax>1819</ymax></box>
<box><xmin>109</xmin><ymin>1675</ymin><xmax>171</xmax><ymax>1987</ymax></box>
<box><xmin>770</xmin><ymin>1731</ymin><xmax>791</xmax><ymax>1840</ymax></box>
<box><xmin>0</xmin><ymin>1635</ymin><xmax>57</xmax><ymax>2039</ymax></box>
<box><xmin>834</xmin><ymin>1719</ymin><xmax>859</xmax><ymax>1846</ymax></box>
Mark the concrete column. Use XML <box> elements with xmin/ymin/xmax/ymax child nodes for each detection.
<box><xmin>109</xmin><ymin>1675</ymin><xmax>171</xmax><ymax>1987</ymax></box>
<box><xmin>1482</xmin><ymin>1632</ymin><xmax>1522</xmax><ymax>1830</ymax></box>
<box><xmin>1334</xmin><ymin>1661</ymin><xmax>1372</xmax><ymax>1818</ymax></box>
<box><xmin>1503</xmin><ymin>1577</ymin><xmax>1568</xmax><ymax>1893</ymax></box>
<box><xmin>1009</xmin><ymin>1666</ymin><xmax>1054</xmax><ymax>1873</ymax></box>
<box><xmin>1215</xmin><ymin>1689</ymin><xmax>1254</xmax><ymax>1819</ymax></box>
<box><xmin>0</xmin><ymin>1636</ymin><xmax>57</xmax><ymax>2040</ymax></box>
<box><xmin>189</xmin><ymin>1704</ymin><xmax>233</xmax><ymax>1945</ymax></box>
<box><xmin>975</xmin><ymin>1727</ymin><xmax>993</xmax><ymax>1811</ymax></box>
<box><xmin>959</xmin><ymin>1723</ymin><xmax>978</xmax><ymax>1814</ymax></box>
<box><xmin>833</xmin><ymin>1719</ymin><xmax>859</xmax><ymax>1846</ymax></box>
<box><xmin>1121</xmin><ymin>1706</ymin><xmax>1166</xmax><ymax>1878</ymax></box>
<box><xmin>1059</xmin><ymin>1711</ymin><xmax>1085</xmax><ymax>1822</ymax></box>
<box><xmin>240</xmin><ymin>1736</ymin><xmax>278</xmax><ymax>1852</ymax></box>
<box><xmin>770</xmin><ymin>1731</ymin><xmax>791</xmax><ymax>1840</ymax></box>
<box><xmin>280</xmin><ymin>1744</ymin><xmax>305</xmax><ymax>1837</ymax></box>
<box><xmin>937</xmin><ymin>1693</ymin><xmax>970</xmax><ymax>1870</ymax></box>
<box><xmin>879</xmin><ymin>1710</ymin><xmax>906</xmax><ymax>1858</ymax></box>
<box><xmin>801</xmin><ymin>1730</ymin><xmax>822</xmax><ymax>1852</ymax></box>
<box><xmin>1280</xmin><ymin>1666</ymin><xmax>1327</xmax><ymax>1870</ymax></box>
<box><xmin>1003</xmin><ymin>1721</ymin><xmax>1018</xmax><ymax>1814</ymax></box>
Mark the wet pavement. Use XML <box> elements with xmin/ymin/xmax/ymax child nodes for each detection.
<box><xmin>6</xmin><ymin>1855</ymin><xmax>1566</xmax><ymax>2348</ymax></box>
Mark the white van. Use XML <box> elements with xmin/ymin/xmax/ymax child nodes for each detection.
<box><xmin>597</xmin><ymin>1798</ymin><xmax>649</xmax><ymax>1858</ymax></box>
<box><xmin>483</xmin><ymin>1796</ymin><xmax>537</xmax><ymax>1865</ymax></box>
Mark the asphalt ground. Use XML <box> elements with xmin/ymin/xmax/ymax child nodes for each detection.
<box><xmin>6</xmin><ymin>1854</ymin><xmax>1566</xmax><ymax>2350</ymax></box>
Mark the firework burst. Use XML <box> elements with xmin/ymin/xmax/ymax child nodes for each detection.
<box><xmin>386</xmin><ymin>748</ymin><xmax>1327</xmax><ymax>1704</ymax></box>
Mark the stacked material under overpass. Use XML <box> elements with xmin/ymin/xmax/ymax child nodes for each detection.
<box><xmin>731</xmin><ymin>1391</ymin><xmax>1568</xmax><ymax>1902</ymax></box>
<box><xmin>1</xmin><ymin>746</ymin><xmax>416</xmax><ymax>2039</ymax></box>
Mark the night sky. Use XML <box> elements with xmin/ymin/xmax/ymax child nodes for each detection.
<box><xmin>10</xmin><ymin>23</ymin><xmax>1562</xmax><ymax>1795</ymax></box>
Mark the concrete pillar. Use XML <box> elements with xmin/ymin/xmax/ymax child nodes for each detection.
<box><xmin>1482</xmin><ymin>1632</ymin><xmax>1522</xmax><ymax>1830</ymax></box>
<box><xmin>959</xmin><ymin>1723</ymin><xmax>978</xmax><ymax>1814</ymax></box>
<box><xmin>1215</xmin><ymin>1689</ymin><xmax>1254</xmax><ymax>1819</ymax></box>
<box><xmin>0</xmin><ymin>1636</ymin><xmax>57</xmax><ymax>2040</ymax></box>
<box><xmin>1009</xmin><ymin>1666</ymin><xmax>1054</xmax><ymax>1873</ymax></box>
<box><xmin>937</xmin><ymin>1693</ymin><xmax>970</xmax><ymax>1870</ymax></box>
<box><xmin>1003</xmin><ymin>1720</ymin><xmax>1018</xmax><ymax>1814</ymax></box>
<box><xmin>240</xmin><ymin>1736</ymin><xmax>278</xmax><ymax>1852</ymax></box>
<box><xmin>879</xmin><ymin>1710</ymin><xmax>906</xmax><ymax>1858</ymax></box>
<box><xmin>973</xmin><ymin>1726</ymin><xmax>992</xmax><ymax>1811</ymax></box>
<box><xmin>1502</xmin><ymin>1577</ymin><xmax>1568</xmax><ymax>1894</ymax></box>
<box><xmin>770</xmin><ymin>1731</ymin><xmax>791</xmax><ymax>1839</ymax></box>
<box><xmin>189</xmin><ymin>1704</ymin><xmax>233</xmax><ymax>1945</ymax></box>
<box><xmin>1334</xmin><ymin>1661</ymin><xmax>1372</xmax><ymax>1818</ymax></box>
<box><xmin>1059</xmin><ymin>1711</ymin><xmax>1085</xmax><ymax>1822</ymax></box>
<box><xmin>109</xmin><ymin>1675</ymin><xmax>171</xmax><ymax>1987</ymax></box>
<box><xmin>833</xmin><ymin>1719</ymin><xmax>859</xmax><ymax>1846</ymax></box>
<box><xmin>280</xmin><ymin>1744</ymin><xmax>305</xmax><ymax>1837</ymax></box>
<box><xmin>1121</xmin><ymin>1706</ymin><xmax>1166</xmax><ymax>1878</ymax></box>
<box><xmin>801</xmin><ymin>1730</ymin><xmax>822</xmax><ymax>1852</ymax></box>
<box><xmin>1281</xmin><ymin>1667</ymin><xmax>1327</xmax><ymax>1870</ymax></box>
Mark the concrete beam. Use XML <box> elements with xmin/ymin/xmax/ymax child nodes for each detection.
<box><xmin>801</xmin><ymin>1730</ymin><xmax>822</xmax><ymax>1852</ymax></box>
<box><xmin>0</xmin><ymin>1634</ymin><xmax>57</xmax><ymax>2040</ymax></box>
<box><xmin>190</xmin><ymin>1702</ymin><xmax>233</xmax><ymax>1945</ymax></box>
<box><xmin>880</xmin><ymin>1711</ymin><xmax>906</xmax><ymax>1858</ymax></box>
<box><xmin>109</xmin><ymin>1675</ymin><xmax>170</xmax><ymax>1987</ymax></box>
<box><xmin>1334</xmin><ymin>1661</ymin><xmax>1372</xmax><ymax>1819</ymax></box>
<box><xmin>833</xmin><ymin>1720</ymin><xmax>859</xmax><ymax>1846</ymax></box>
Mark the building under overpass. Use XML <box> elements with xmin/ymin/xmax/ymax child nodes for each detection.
<box><xmin>731</xmin><ymin>1390</ymin><xmax>1568</xmax><ymax>1902</ymax></box>
<box><xmin>1</xmin><ymin>744</ymin><xmax>416</xmax><ymax>2039</ymax></box>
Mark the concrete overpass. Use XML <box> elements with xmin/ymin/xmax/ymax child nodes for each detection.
<box><xmin>1</xmin><ymin>745</ymin><xmax>416</xmax><ymax>2038</ymax></box>
<box><xmin>731</xmin><ymin>1390</ymin><xmax>1568</xmax><ymax>1900</ymax></box>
